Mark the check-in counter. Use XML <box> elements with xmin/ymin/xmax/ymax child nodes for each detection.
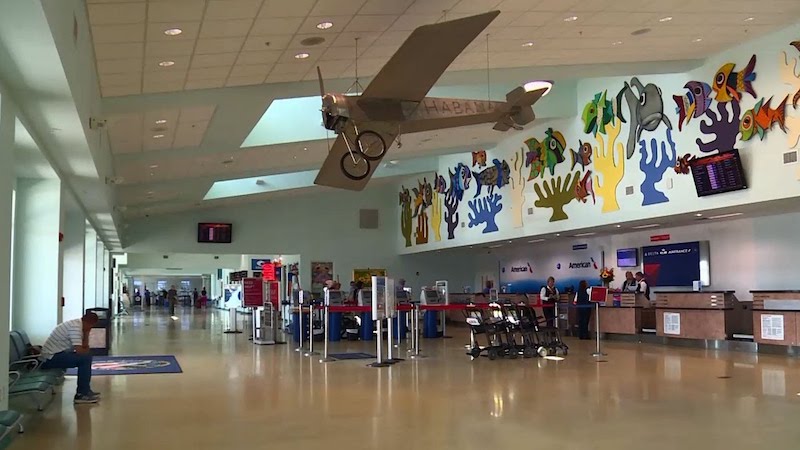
<box><xmin>590</xmin><ymin>292</ymin><xmax>655</xmax><ymax>335</ymax></box>
<box><xmin>751</xmin><ymin>291</ymin><xmax>800</xmax><ymax>346</ymax></box>
<box><xmin>655</xmin><ymin>291</ymin><xmax>749</xmax><ymax>340</ymax></box>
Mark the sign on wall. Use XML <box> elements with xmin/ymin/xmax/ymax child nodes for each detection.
<box><xmin>663</xmin><ymin>312</ymin><xmax>681</xmax><ymax>335</ymax></box>
<box><xmin>500</xmin><ymin>246</ymin><xmax>602</xmax><ymax>293</ymax></box>
<box><xmin>642</xmin><ymin>241</ymin><xmax>708</xmax><ymax>287</ymax></box>
<box><xmin>251</xmin><ymin>258</ymin><xmax>271</xmax><ymax>271</ymax></box>
<box><xmin>353</xmin><ymin>269</ymin><xmax>387</xmax><ymax>287</ymax></box>
<box><xmin>311</xmin><ymin>261</ymin><xmax>333</xmax><ymax>293</ymax></box>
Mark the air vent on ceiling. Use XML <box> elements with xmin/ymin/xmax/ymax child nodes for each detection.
<box><xmin>162</xmin><ymin>255</ymin><xmax>169</xmax><ymax>259</ymax></box>
<box><xmin>166</xmin><ymin>267</ymin><xmax>183</xmax><ymax>271</ymax></box>
<box><xmin>625</xmin><ymin>186</ymin><xmax>634</xmax><ymax>196</ymax></box>
<box><xmin>300</xmin><ymin>36</ymin><xmax>325</xmax><ymax>46</ymax></box>
<box><xmin>783</xmin><ymin>151</ymin><xmax>798</xmax><ymax>165</ymax></box>
<box><xmin>359</xmin><ymin>209</ymin><xmax>379</xmax><ymax>229</ymax></box>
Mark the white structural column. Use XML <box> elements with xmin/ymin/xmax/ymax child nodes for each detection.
<box><xmin>62</xmin><ymin>210</ymin><xmax>86</xmax><ymax>321</ymax></box>
<box><xmin>0</xmin><ymin>93</ymin><xmax>17</xmax><ymax>408</ymax></box>
<box><xmin>83</xmin><ymin>227</ymin><xmax>97</xmax><ymax>313</ymax></box>
<box><xmin>12</xmin><ymin>178</ymin><xmax>64</xmax><ymax>343</ymax></box>
<box><xmin>95</xmin><ymin>241</ymin><xmax>106</xmax><ymax>308</ymax></box>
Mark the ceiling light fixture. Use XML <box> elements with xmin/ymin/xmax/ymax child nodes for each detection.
<box><xmin>158</xmin><ymin>60</ymin><xmax>175</xmax><ymax>67</ymax></box>
<box><xmin>163</xmin><ymin>28</ymin><xmax>183</xmax><ymax>36</ymax></box>
<box><xmin>155</xmin><ymin>119</ymin><xmax>167</xmax><ymax>125</ymax></box>
<box><xmin>149</xmin><ymin>164</ymin><xmax>158</xmax><ymax>169</ymax></box>
<box><xmin>659</xmin><ymin>16</ymin><xmax>673</xmax><ymax>22</ymax></box>
<box><xmin>316</xmin><ymin>21</ymin><xmax>334</xmax><ymax>30</ymax></box>
<box><xmin>612</xmin><ymin>41</ymin><xmax>623</xmax><ymax>46</ymax></box>
<box><xmin>574</xmin><ymin>232</ymin><xmax>596</xmax><ymax>237</ymax></box>
<box><xmin>523</xmin><ymin>80</ymin><xmax>553</xmax><ymax>96</ymax></box>
<box><xmin>692</xmin><ymin>38</ymin><xmax>703</xmax><ymax>43</ymax></box>
<box><xmin>294</xmin><ymin>52</ymin><xmax>310</xmax><ymax>59</ymax></box>
<box><xmin>555</xmin><ymin>233</ymin><xmax>561</xmax><ymax>237</ymax></box>
<box><xmin>488</xmin><ymin>244</ymin><xmax>503</xmax><ymax>249</ymax></box>
<box><xmin>564</xmin><ymin>16</ymin><xmax>578</xmax><ymax>22</ymax></box>
<box><xmin>708</xmin><ymin>212</ymin><xmax>743</xmax><ymax>220</ymax></box>
<box><xmin>528</xmin><ymin>238</ymin><xmax>545</xmax><ymax>244</ymax></box>
<box><xmin>695</xmin><ymin>213</ymin><xmax>703</xmax><ymax>217</ymax></box>
<box><xmin>632</xmin><ymin>223</ymin><xmax>661</xmax><ymax>229</ymax></box>
<box><xmin>615</xmin><ymin>224</ymin><xmax>622</xmax><ymax>228</ymax></box>
<box><xmin>521</xmin><ymin>41</ymin><xmax>534</xmax><ymax>47</ymax></box>
<box><xmin>152</xmin><ymin>134</ymin><xmax>165</xmax><ymax>139</ymax></box>
<box><xmin>744</xmin><ymin>17</ymin><xmax>754</xmax><ymax>22</ymax></box>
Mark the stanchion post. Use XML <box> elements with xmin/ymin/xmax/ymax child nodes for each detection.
<box><xmin>591</xmin><ymin>302</ymin><xmax>606</xmax><ymax>357</ymax></box>
<box><xmin>304</xmin><ymin>304</ymin><xmax>319</xmax><ymax>357</ymax></box>
<box><xmin>224</xmin><ymin>306</ymin><xmax>242</xmax><ymax>334</ymax></box>
<box><xmin>410</xmin><ymin>305</ymin><xmax>426</xmax><ymax>359</ymax></box>
<box><xmin>295</xmin><ymin>306</ymin><xmax>303</xmax><ymax>352</ymax></box>
<box><xmin>320</xmin><ymin>304</ymin><xmax>335</xmax><ymax>362</ymax></box>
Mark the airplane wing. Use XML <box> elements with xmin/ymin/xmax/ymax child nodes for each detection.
<box><xmin>359</xmin><ymin>10</ymin><xmax>499</xmax><ymax>103</ymax></box>
<box><xmin>314</xmin><ymin>124</ymin><xmax>398</xmax><ymax>191</ymax></box>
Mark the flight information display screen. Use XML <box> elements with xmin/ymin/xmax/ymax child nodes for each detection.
<box><xmin>198</xmin><ymin>223</ymin><xmax>232</xmax><ymax>243</ymax></box>
<box><xmin>690</xmin><ymin>150</ymin><xmax>747</xmax><ymax>197</ymax></box>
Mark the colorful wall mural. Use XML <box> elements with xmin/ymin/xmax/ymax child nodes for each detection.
<box><xmin>397</xmin><ymin>26</ymin><xmax>800</xmax><ymax>252</ymax></box>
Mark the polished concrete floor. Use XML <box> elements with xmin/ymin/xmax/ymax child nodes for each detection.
<box><xmin>10</xmin><ymin>307</ymin><xmax>800</xmax><ymax>449</ymax></box>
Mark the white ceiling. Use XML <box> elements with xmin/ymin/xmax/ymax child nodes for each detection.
<box><xmin>88</xmin><ymin>0</ymin><xmax>800</xmax><ymax>97</ymax></box>
<box><xmin>107</xmin><ymin>105</ymin><xmax>216</xmax><ymax>154</ymax></box>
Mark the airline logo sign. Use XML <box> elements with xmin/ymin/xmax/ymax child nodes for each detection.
<box><xmin>566</xmin><ymin>257</ymin><xmax>598</xmax><ymax>270</ymax></box>
<box><xmin>504</xmin><ymin>262</ymin><xmax>533</xmax><ymax>274</ymax></box>
<box><xmin>251</xmin><ymin>259</ymin><xmax>271</xmax><ymax>271</ymax></box>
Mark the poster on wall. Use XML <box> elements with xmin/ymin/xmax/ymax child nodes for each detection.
<box><xmin>760</xmin><ymin>314</ymin><xmax>785</xmax><ymax>341</ymax></box>
<box><xmin>663</xmin><ymin>312</ymin><xmax>681</xmax><ymax>335</ymax></box>
<box><xmin>353</xmin><ymin>269</ymin><xmax>387</xmax><ymax>287</ymax></box>
<box><xmin>311</xmin><ymin>261</ymin><xmax>333</xmax><ymax>293</ymax></box>
<box><xmin>642</xmin><ymin>241</ymin><xmax>709</xmax><ymax>287</ymax></box>
<box><xmin>499</xmin><ymin>247</ymin><xmax>602</xmax><ymax>293</ymax></box>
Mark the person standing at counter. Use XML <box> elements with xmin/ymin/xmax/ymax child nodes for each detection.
<box><xmin>540</xmin><ymin>277</ymin><xmax>559</xmax><ymax>327</ymax></box>
<box><xmin>635</xmin><ymin>272</ymin><xmax>650</xmax><ymax>301</ymax></box>
<box><xmin>573</xmin><ymin>280</ymin><xmax>592</xmax><ymax>340</ymax></box>
<box><xmin>621</xmin><ymin>271</ymin><xmax>637</xmax><ymax>292</ymax></box>
<box><xmin>482</xmin><ymin>280</ymin><xmax>494</xmax><ymax>295</ymax></box>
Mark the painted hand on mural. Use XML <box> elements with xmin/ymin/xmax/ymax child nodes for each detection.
<box><xmin>468</xmin><ymin>194</ymin><xmax>503</xmax><ymax>233</ymax></box>
<box><xmin>533</xmin><ymin>172</ymin><xmax>578</xmax><ymax>222</ymax></box>
<box><xmin>695</xmin><ymin>101</ymin><xmax>741</xmax><ymax>153</ymax></box>
<box><xmin>444</xmin><ymin>187</ymin><xmax>459</xmax><ymax>240</ymax></box>
<box><xmin>592</xmin><ymin>120</ymin><xmax>625</xmax><ymax>213</ymax></box>
<box><xmin>431</xmin><ymin>191</ymin><xmax>442</xmax><ymax>241</ymax></box>
<box><xmin>779</xmin><ymin>49</ymin><xmax>800</xmax><ymax>149</ymax></box>
<box><xmin>508</xmin><ymin>147</ymin><xmax>527</xmax><ymax>228</ymax></box>
<box><xmin>399</xmin><ymin>186</ymin><xmax>412</xmax><ymax>247</ymax></box>
<box><xmin>639</xmin><ymin>129</ymin><xmax>677</xmax><ymax>206</ymax></box>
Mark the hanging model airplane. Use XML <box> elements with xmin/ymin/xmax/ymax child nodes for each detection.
<box><xmin>313</xmin><ymin>10</ymin><xmax>552</xmax><ymax>191</ymax></box>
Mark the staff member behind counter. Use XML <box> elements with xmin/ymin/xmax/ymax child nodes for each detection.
<box><xmin>540</xmin><ymin>277</ymin><xmax>559</xmax><ymax>327</ymax></box>
<box><xmin>635</xmin><ymin>272</ymin><xmax>650</xmax><ymax>301</ymax></box>
<box><xmin>621</xmin><ymin>271</ymin><xmax>637</xmax><ymax>292</ymax></box>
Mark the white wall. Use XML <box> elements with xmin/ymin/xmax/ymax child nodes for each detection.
<box><xmin>62</xmin><ymin>211</ymin><xmax>85</xmax><ymax>321</ymax></box>
<box><xmin>0</xmin><ymin>90</ymin><xmax>17</xmax><ymax>408</ymax></box>
<box><xmin>396</xmin><ymin>23</ymin><xmax>800</xmax><ymax>254</ymax></box>
<box><xmin>83</xmin><ymin>227</ymin><xmax>96</xmax><ymax>312</ymax></box>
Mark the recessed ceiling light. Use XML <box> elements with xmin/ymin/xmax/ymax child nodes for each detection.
<box><xmin>294</xmin><ymin>52</ymin><xmax>310</xmax><ymax>59</ymax></box>
<box><xmin>695</xmin><ymin>213</ymin><xmax>703</xmax><ymax>217</ymax></box>
<box><xmin>155</xmin><ymin>119</ymin><xmax>167</xmax><ymax>125</ymax></box>
<box><xmin>659</xmin><ymin>16</ymin><xmax>673</xmax><ymax>22</ymax></box>
<box><xmin>158</xmin><ymin>60</ymin><xmax>175</xmax><ymax>67</ymax></box>
<box><xmin>564</xmin><ymin>15</ymin><xmax>578</xmax><ymax>22</ymax></box>
<box><xmin>632</xmin><ymin>223</ymin><xmax>661</xmax><ymax>229</ymax></box>
<box><xmin>508</xmin><ymin>240</ymin><xmax>513</xmax><ymax>243</ymax></box>
<box><xmin>615</xmin><ymin>224</ymin><xmax>622</xmax><ymax>228</ymax></box>
<box><xmin>708</xmin><ymin>212</ymin><xmax>743</xmax><ymax>220</ymax></box>
<box><xmin>521</xmin><ymin>41</ymin><xmax>534</xmax><ymax>47</ymax></box>
<box><xmin>574</xmin><ymin>232</ymin><xmax>596</xmax><ymax>237</ymax></box>
<box><xmin>488</xmin><ymin>244</ymin><xmax>503</xmax><ymax>249</ymax></box>
<box><xmin>316</xmin><ymin>21</ymin><xmax>334</xmax><ymax>30</ymax></box>
<box><xmin>692</xmin><ymin>38</ymin><xmax>703</xmax><ymax>43</ymax></box>
<box><xmin>152</xmin><ymin>134</ymin><xmax>165</xmax><ymax>139</ymax></box>
<box><xmin>555</xmin><ymin>233</ymin><xmax>561</xmax><ymax>237</ymax></box>
<box><xmin>528</xmin><ymin>239</ymin><xmax>545</xmax><ymax>243</ymax></box>
<box><xmin>149</xmin><ymin>164</ymin><xmax>158</xmax><ymax>169</ymax></box>
<box><xmin>163</xmin><ymin>28</ymin><xmax>182</xmax><ymax>36</ymax></box>
<box><xmin>612</xmin><ymin>41</ymin><xmax>623</xmax><ymax>46</ymax></box>
<box><xmin>523</xmin><ymin>80</ymin><xmax>553</xmax><ymax>95</ymax></box>
<box><xmin>744</xmin><ymin>17</ymin><xmax>754</xmax><ymax>22</ymax></box>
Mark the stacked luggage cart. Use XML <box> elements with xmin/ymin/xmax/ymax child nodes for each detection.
<box><xmin>464</xmin><ymin>299</ymin><xmax>568</xmax><ymax>360</ymax></box>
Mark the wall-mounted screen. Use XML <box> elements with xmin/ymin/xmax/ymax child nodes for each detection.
<box><xmin>642</xmin><ymin>241</ymin><xmax>710</xmax><ymax>287</ymax></box>
<box><xmin>616</xmin><ymin>248</ymin><xmax>639</xmax><ymax>267</ymax></box>
<box><xmin>198</xmin><ymin>223</ymin><xmax>232</xmax><ymax>243</ymax></box>
<box><xmin>690</xmin><ymin>150</ymin><xmax>747</xmax><ymax>197</ymax></box>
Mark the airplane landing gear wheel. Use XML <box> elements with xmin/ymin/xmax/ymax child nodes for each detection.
<box><xmin>356</xmin><ymin>130</ymin><xmax>387</xmax><ymax>161</ymax></box>
<box><xmin>340</xmin><ymin>152</ymin><xmax>370</xmax><ymax>181</ymax></box>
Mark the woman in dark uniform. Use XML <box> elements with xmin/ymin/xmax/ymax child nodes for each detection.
<box><xmin>574</xmin><ymin>280</ymin><xmax>592</xmax><ymax>340</ymax></box>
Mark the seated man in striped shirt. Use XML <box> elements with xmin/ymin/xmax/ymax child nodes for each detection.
<box><xmin>39</xmin><ymin>312</ymin><xmax>101</xmax><ymax>404</ymax></box>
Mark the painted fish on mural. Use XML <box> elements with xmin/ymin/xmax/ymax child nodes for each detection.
<box><xmin>617</xmin><ymin>77</ymin><xmax>672</xmax><ymax>159</ymax></box>
<box><xmin>473</xmin><ymin>158</ymin><xmax>510</xmax><ymax>198</ymax></box>
<box><xmin>433</xmin><ymin>172</ymin><xmax>447</xmax><ymax>194</ymax></box>
<box><xmin>712</xmin><ymin>55</ymin><xmax>757</xmax><ymax>102</ymax></box>
<box><xmin>673</xmin><ymin>81</ymin><xmax>712</xmax><ymax>131</ymax></box>
<box><xmin>448</xmin><ymin>163</ymin><xmax>472</xmax><ymax>201</ymax></box>
<box><xmin>471</xmin><ymin>150</ymin><xmax>487</xmax><ymax>167</ymax></box>
<box><xmin>570</xmin><ymin>140</ymin><xmax>593</xmax><ymax>170</ymax></box>
<box><xmin>674</xmin><ymin>154</ymin><xmax>694</xmax><ymax>174</ymax></box>
<box><xmin>524</xmin><ymin>138</ymin><xmax>545</xmax><ymax>181</ymax></box>
<box><xmin>574</xmin><ymin>170</ymin><xmax>595</xmax><ymax>204</ymax></box>
<box><xmin>542</xmin><ymin>128</ymin><xmax>567</xmax><ymax>176</ymax></box>
<box><xmin>740</xmin><ymin>95</ymin><xmax>788</xmax><ymax>141</ymax></box>
<box><xmin>792</xmin><ymin>40</ymin><xmax>800</xmax><ymax>108</ymax></box>
<box><xmin>582</xmin><ymin>90</ymin><xmax>620</xmax><ymax>135</ymax></box>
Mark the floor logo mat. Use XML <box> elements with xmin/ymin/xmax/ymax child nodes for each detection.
<box><xmin>328</xmin><ymin>353</ymin><xmax>376</xmax><ymax>360</ymax></box>
<box><xmin>66</xmin><ymin>355</ymin><xmax>183</xmax><ymax>376</ymax></box>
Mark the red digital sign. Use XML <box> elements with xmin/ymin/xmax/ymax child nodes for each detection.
<box><xmin>262</xmin><ymin>262</ymin><xmax>276</xmax><ymax>281</ymax></box>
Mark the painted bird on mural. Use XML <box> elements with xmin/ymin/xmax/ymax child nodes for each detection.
<box><xmin>711</xmin><ymin>55</ymin><xmax>757</xmax><ymax>102</ymax></box>
<box><xmin>574</xmin><ymin>170</ymin><xmax>595</xmax><ymax>204</ymax></box>
<box><xmin>673</xmin><ymin>81</ymin><xmax>712</xmax><ymax>131</ymax></box>
<box><xmin>570</xmin><ymin>140</ymin><xmax>593</xmax><ymax>170</ymax></box>
<box><xmin>739</xmin><ymin>96</ymin><xmax>788</xmax><ymax>141</ymax></box>
<box><xmin>473</xmin><ymin>158</ymin><xmax>510</xmax><ymax>198</ymax></box>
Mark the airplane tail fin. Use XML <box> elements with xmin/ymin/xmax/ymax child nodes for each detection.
<box><xmin>492</xmin><ymin>85</ymin><xmax>544</xmax><ymax>131</ymax></box>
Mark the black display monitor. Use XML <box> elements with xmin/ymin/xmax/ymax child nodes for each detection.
<box><xmin>690</xmin><ymin>150</ymin><xmax>747</xmax><ymax>197</ymax></box>
<box><xmin>198</xmin><ymin>223</ymin><xmax>232</xmax><ymax>243</ymax></box>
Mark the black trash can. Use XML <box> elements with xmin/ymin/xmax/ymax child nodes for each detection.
<box><xmin>85</xmin><ymin>307</ymin><xmax>111</xmax><ymax>356</ymax></box>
